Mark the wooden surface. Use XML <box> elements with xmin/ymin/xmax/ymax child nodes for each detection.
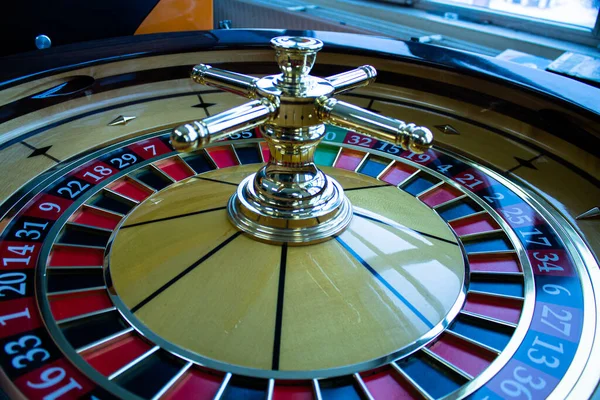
<box><xmin>0</xmin><ymin>47</ymin><xmax>597</xmax><ymax>277</ymax></box>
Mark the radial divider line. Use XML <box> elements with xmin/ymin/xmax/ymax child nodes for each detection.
<box><xmin>76</xmin><ymin>326</ymin><xmax>134</xmax><ymax>354</ymax></box>
<box><xmin>48</xmin><ymin>285</ymin><xmax>108</xmax><ymax>297</ymax></box>
<box><xmin>272</xmin><ymin>243</ymin><xmax>288</xmax><ymax>371</ymax></box>
<box><xmin>312</xmin><ymin>379</ymin><xmax>323</xmax><ymax>400</ymax></box>
<box><xmin>150</xmin><ymin>164</ymin><xmax>176</xmax><ymax>183</ymax></box>
<box><xmin>331</xmin><ymin>146</ymin><xmax>343</xmax><ymax>166</ymax></box>
<box><xmin>353</xmin><ymin>373</ymin><xmax>375</xmax><ymax>400</ymax></box>
<box><xmin>47</xmin><ymin>265</ymin><xmax>103</xmax><ymax>271</ymax></box>
<box><xmin>466</xmin><ymin>249</ymin><xmax>516</xmax><ymax>257</ymax></box>
<box><xmin>397</xmin><ymin>169</ymin><xmax>420</xmax><ymax>189</ymax></box>
<box><xmin>432</xmin><ymin>194</ymin><xmax>467</xmax><ymax>210</ymax></box>
<box><xmin>470</xmin><ymin>271</ymin><xmax>523</xmax><ymax>278</ymax></box>
<box><xmin>228</xmin><ymin>144</ymin><xmax>243</xmax><ymax>165</ymax></box>
<box><xmin>127</xmin><ymin>175</ymin><xmax>158</xmax><ymax>194</ymax></box>
<box><xmin>444</xmin><ymin>329</ymin><xmax>501</xmax><ymax>355</ymax></box>
<box><xmin>445</xmin><ymin>210</ymin><xmax>487</xmax><ymax>223</ymax></box>
<box><xmin>420</xmin><ymin>347</ymin><xmax>473</xmax><ymax>381</ymax></box>
<box><xmin>175</xmin><ymin>154</ymin><xmax>198</xmax><ymax>176</ymax></box>
<box><xmin>56</xmin><ymin>307</ymin><xmax>116</xmax><ymax>325</ymax></box>
<box><xmin>213</xmin><ymin>373</ymin><xmax>232</xmax><ymax>400</ymax></box>
<box><xmin>121</xmin><ymin>206</ymin><xmax>228</xmax><ymax>229</ymax></box>
<box><xmin>353</xmin><ymin>152</ymin><xmax>370</xmax><ymax>173</ymax></box>
<box><xmin>266</xmin><ymin>379</ymin><xmax>275</xmax><ymax>400</ymax></box>
<box><xmin>416</xmin><ymin>180</ymin><xmax>444</xmax><ymax>198</ymax></box>
<box><xmin>390</xmin><ymin>362</ymin><xmax>434</xmax><ymax>400</ymax></box>
<box><xmin>109</xmin><ymin>345</ymin><xmax>160</xmax><ymax>380</ymax></box>
<box><xmin>104</xmin><ymin>187</ymin><xmax>140</xmax><ymax>205</ymax></box>
<box><xmin>459</xmin><ymin>229</ymin><xmax>506</xmax><ymax>242</ymax></box>
<box><xmin>51</xmin><ymin>243</ymin><xmax>106</xmax><ymax>250</ymax></box>
<box><xmin>343</xmin><ymin>184</ymin><xmax>390</xmax><ymax>192</ymax></box>
<box><xmin>353</xmin><ymin>208</ymin><xmax>458</xmax><ymax>246</ymax></box>
<box><xmin>82</xmin><ymin>204</ymin><xmax>126</xmax><ymax>218</ymax></box>
<box><xmin>336</xmin><ymin>237</ymin><xmax>434</xmax><ymax>329</ymax></box>
<box><xmin>460</xmin><ymin>309</ymin><xmax>518</xmax><ymax>329</ymax></box>
<box><xmin>131</xmin><ymin>231</ymin><xmax>242</xmax><ymax>313</ymax></box>
<box><xmin>192</xmin><ymin>176</ymin><xmax>239</xmax><ymax>187</ymax></box>
<box><xmin>65</xmin><ymin>222</ymin><xmax>114</xmax><ymax>233</ymax></box>
<box><xmin>258</xmin><ymin>142</ymin><xmax>268</xmax><ymax>163</ymax></box>
<box><xmin>102</xmin><ymin>188</ymin><xmax>139</xmax><ymax>207</ymax></box>
<box><xmin>375</xmin><ymin>160</ymin><xmax>395</xmax><ymax>180</ymax></box>
<box><xmin>467</xmin><ymin>289</ymin><xmax>524</xmax><ymax>302</ymax></box>
<box><xmin>151</xmin><ymin>361</ymin><xmax>192</xmax><ymax>400</ymax></box>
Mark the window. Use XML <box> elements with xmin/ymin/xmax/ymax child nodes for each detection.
<box><xmin>415</xmin><ymin>0</ymin><xmax>600</xmax><ymax>47</ymax></box>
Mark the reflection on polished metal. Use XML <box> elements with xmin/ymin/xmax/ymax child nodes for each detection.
<box><xmin>171</xmin><ymin>36</ymin><xmax>434</xmax><ymax>244</ymax></box>
<box><xmin>576</xmin><ymin>206</ymin><xmax>600</xmax><ymax>220</ymax></box>
<box><xmin>108</xmin><ymin>115</ymin><xmax>136</xmax><ymax>126</ymax></box>
<box><xmin>35</xmin><ymin>34</ymin><xmax>52</xmax><ymax>50</ymax></box>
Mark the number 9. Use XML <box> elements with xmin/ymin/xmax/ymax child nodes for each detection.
<box><xmin>27</xmin><ymin>367</ymin><xmax>65</xmax><ymax>389</ymax></box>
<box><xmin>38</xmin><ymin>203</ymin><xmax>61</xmax><ymax>213</ymax></box>
<box><xmin>122</xmin><ymin>154</ymin><xmax>137</xmax><ymax>163</ymax></box>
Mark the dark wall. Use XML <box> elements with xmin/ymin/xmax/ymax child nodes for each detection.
<box><xmin>2</xmin><ymin>0</ymin><xmax>160</xmax><ymax>56</ymax></box>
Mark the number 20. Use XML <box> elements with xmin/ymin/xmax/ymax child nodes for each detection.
<box><xmin>0</xmin><ymin>272</ymin><xmax>27</xmax><ymax>297</ymax></box>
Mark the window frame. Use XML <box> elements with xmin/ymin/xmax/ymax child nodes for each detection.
<box><xmin>413</xmin><ymin>0</ymin><xmax>600</xmax><ymax>48</ymax></box>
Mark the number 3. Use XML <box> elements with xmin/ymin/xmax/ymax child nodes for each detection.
<box><xmin>4</xmin><ymin>335</ymin><xmax>50</xmax><ymax>369</ymax></box>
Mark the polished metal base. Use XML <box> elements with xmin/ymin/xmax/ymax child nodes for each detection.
<box><xmin>228</xmin><ymin>173</ymin><xmax>353</xmax><ymax>245</ymax></box>
<box><xmin>171</xmin><ymin>35</ymin><xmax>433</xmax><ymax>245</ymax></box>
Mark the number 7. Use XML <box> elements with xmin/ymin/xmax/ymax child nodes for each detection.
<box><xmin>143</xmin><ymin>144</ymin><xmax>156</xmax><ymax>156</ymax></box>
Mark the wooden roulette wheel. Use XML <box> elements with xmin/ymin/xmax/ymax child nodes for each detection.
<box><xmin>0</xmin><ymin>29</ymin><xmax>598</xmax><ymax>399</ymax></box>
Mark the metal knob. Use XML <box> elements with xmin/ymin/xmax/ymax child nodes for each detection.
<box><xmin>318</xmin><ymin>98</ymin><xmax>434</xmax><ymax>153</ymax></box>
<box><xmin>35</xmin><ymin>34</ymin><xmax>52</xmax><ymax>50</ymax></box>
<box><xmin>172</xmin><ymin>99</ymin><xmax>275</xmax><ymax>152</ymax></box>
<box><xmin>169</xmin><ymin>36</ymin><xmax>435</xmax><ymax>244</ymax></box>
<box><xmin>171</xmin><ymin>37</ymin><xmax>433</xmax><ymax>154</ymax></box>
<box><xmin>271</xmin><ymin>36</ymin><xmax>323</xmax><ymax>82</ymax></box>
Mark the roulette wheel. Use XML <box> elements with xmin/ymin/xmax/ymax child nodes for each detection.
<box><xmin>0</xmin><ymin>29</ymin><xmax>599</xmax><ymax>399</ymax></box>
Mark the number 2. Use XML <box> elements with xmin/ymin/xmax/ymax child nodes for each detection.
<box><xmin>57</xmin><ymin>181</ymin><xmax>90</xmax><ymax>199</ymax></box>
<box><xmin>456</xmin><ymin>173</ymin><xmax>483</xmax><ymax>189</ymax></box>
<box><xmin>0</xmin><ymin>272</ymin><xmax>27</xmax><ymax>297</ymax></box>
<box><xmin>110</xmin><ymin>154</ymin><xmax>137</xmax><ymax>169</ymax></box>
<box><xmin>501</xmin><ymin>207</ymin><xmax>531</xmax><ymax>225</ymax></box>
<box><xmin>541</xmin><ymin>305</ymin><xmax>572</xmax><ymax>337</ymax></box>
<box><xmin>347</xmin><ymin>134</ymin><xmax>373</xmax><ymax>147</ymax></box>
